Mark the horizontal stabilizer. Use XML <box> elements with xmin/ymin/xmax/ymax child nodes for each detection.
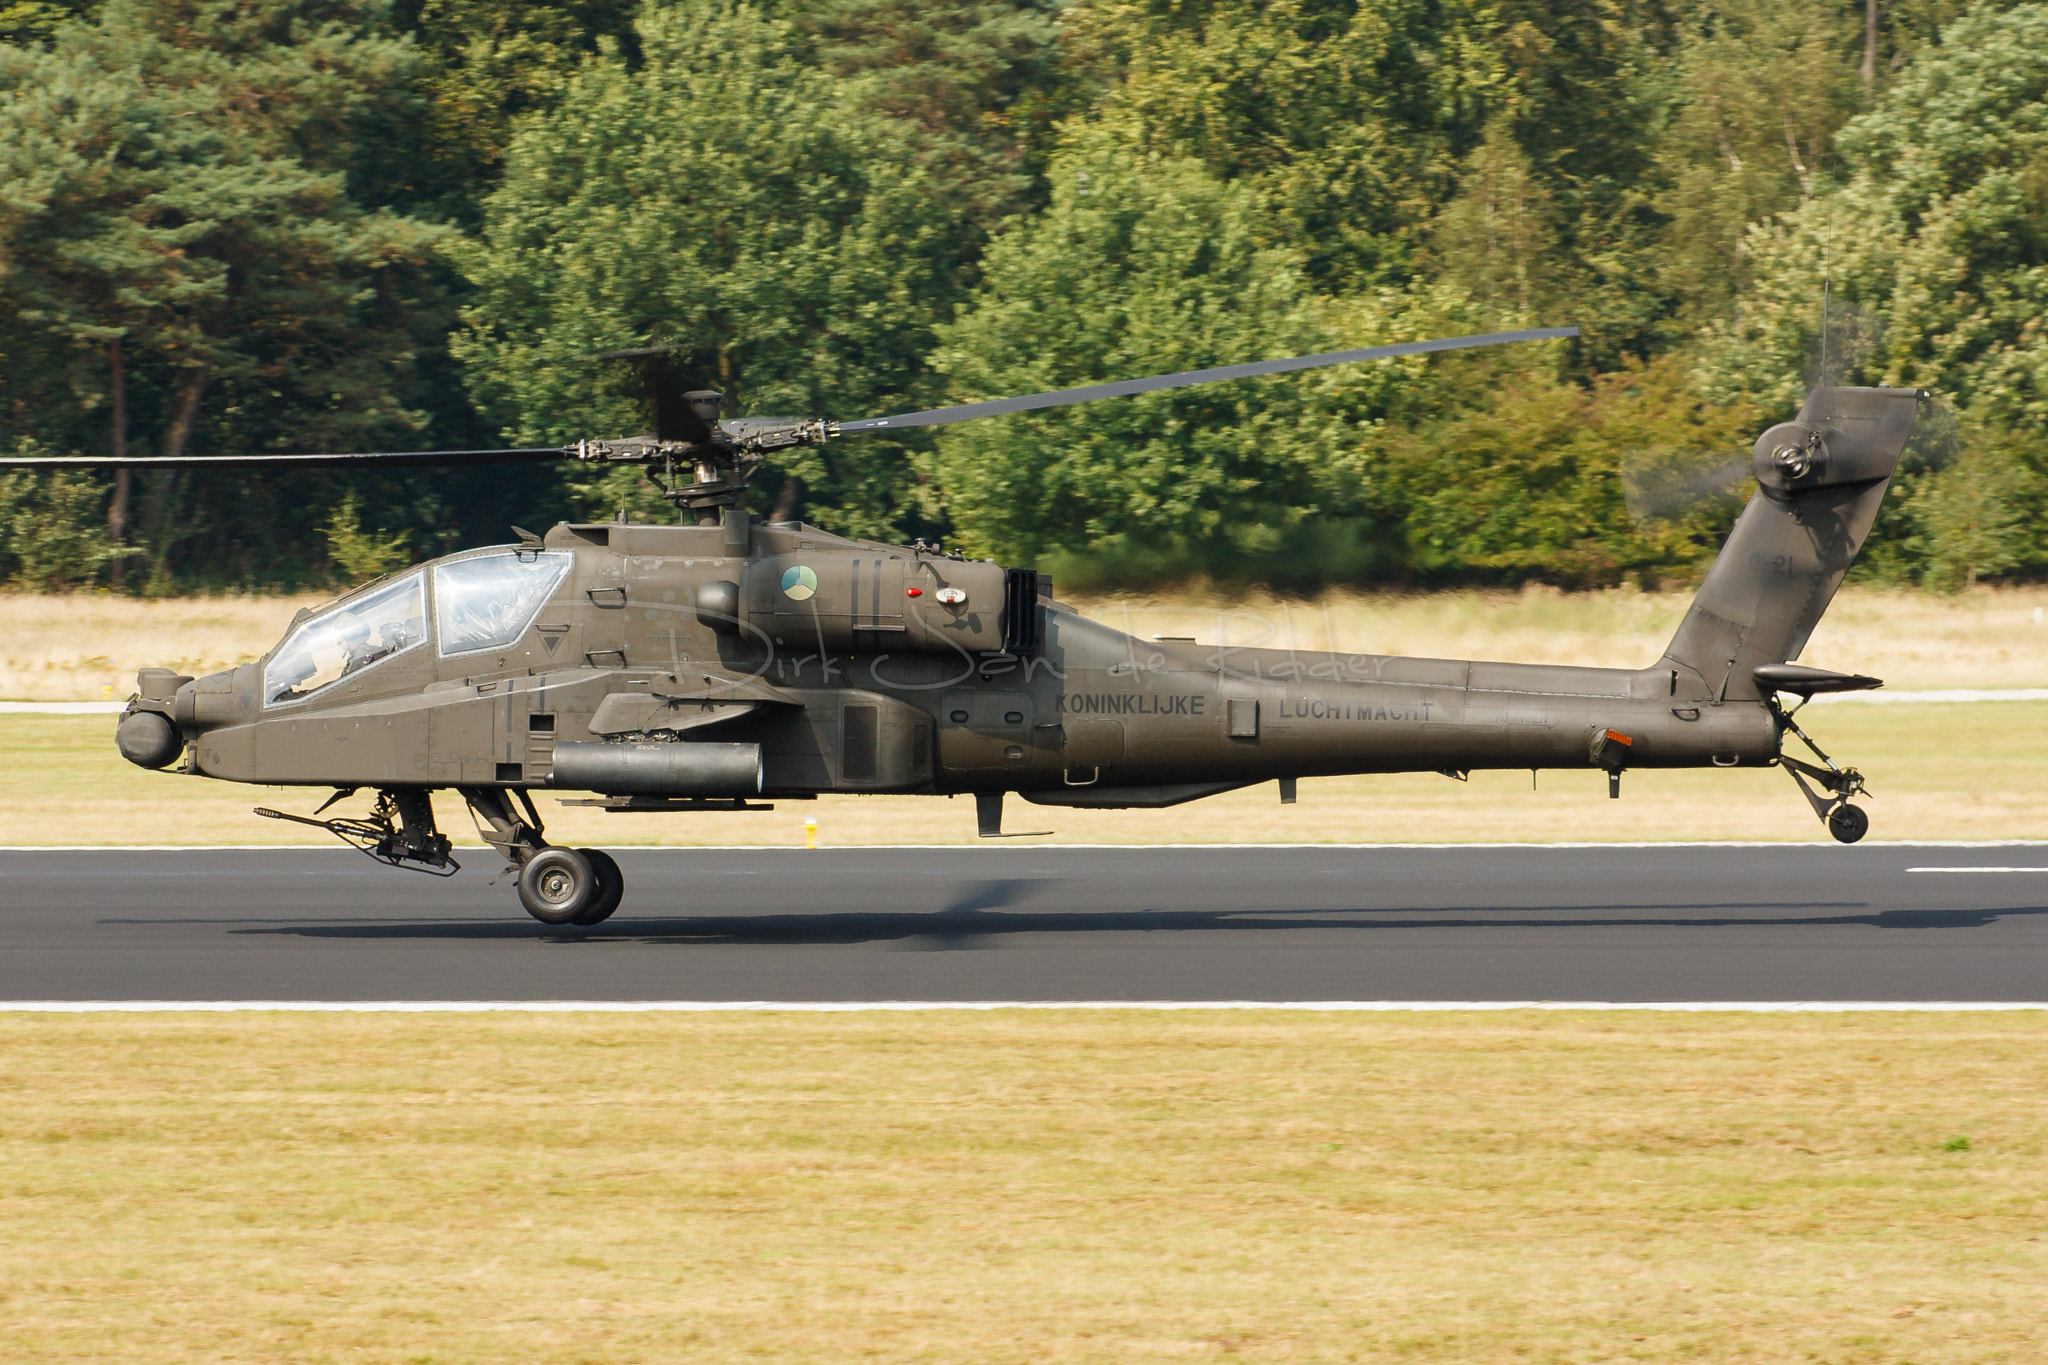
<box><xmin>1753</xmin><ymin>664</ymin><xmax>1884</xmax><ymax>698</ymax></box>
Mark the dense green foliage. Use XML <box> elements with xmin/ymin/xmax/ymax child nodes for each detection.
<box><xmin>928</xmin><ymin>131</ymin><xmax>1422</xmax><ymax>578</ymax></box>
<box><xmin>449</xmin><ymin>3</ymin><xmax>984</xmax><ymax>536</ymax></box>
<box><xmin>1</xmin><ymin>0</ymin><xmax>2041</xmax><ymax>592</ymax></box>
<box><xmin>1698</xmin><ymin>1</ymin><xmax>2048</xmax><ymax>585</ymax></box>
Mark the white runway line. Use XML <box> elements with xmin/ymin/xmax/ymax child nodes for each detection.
<box><xmin>0</xmin><ymin>701</ymin><xmax>126</xmax><ymax>713</ymax></box>
<box><xmin>1908</xmin><ymin>866</ymin><xmax>2048</xmax><ymax>873</ymax></box>
<box><xmin>1808</xmin><ymin>688</ymin><xmax>2048</xmax><ymax>705</ymax></box>
<box><xmin>3</xmin><ymin>1000</ymin><xmax>2045</xmax><ymax>1013</ymax></box>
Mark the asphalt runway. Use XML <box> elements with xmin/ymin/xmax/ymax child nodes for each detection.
<box><xmin>3</xmin><ymin>844</ymin><xmax>2046</xmax><ymax>1002</ymax></box>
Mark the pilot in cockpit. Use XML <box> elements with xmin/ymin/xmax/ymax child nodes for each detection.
<box><xmin>339</xmin><ymin>618</ymin><xmax>378</xmax><ymax>673</ymax></box>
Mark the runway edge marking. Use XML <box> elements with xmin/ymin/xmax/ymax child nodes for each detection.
<box><xmin>3</xmin><ymin>1001</ymin><xmax>2046</xmax><ymax>1013</ymax></box>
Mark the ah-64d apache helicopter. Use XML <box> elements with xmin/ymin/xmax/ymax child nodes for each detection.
<box><xmin>3</xmin><ymin>327</ymin><xmax>1921</xmax><ymax>925</ymax></box>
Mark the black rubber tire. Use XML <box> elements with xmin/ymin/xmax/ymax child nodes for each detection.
<box><xmin>571</xmin><ymin>848</ymin><xmax>624</xmax><ymax>926</ymax></box>
<box><xmin>1827</xmin><ymin>803</ymin><xmax>1870</xmax><ymax>845</ymax></box>
<box><xmin>517</xmin><ymin>847</ymin><xmax>595</xmax><ymax>925</ymax></box>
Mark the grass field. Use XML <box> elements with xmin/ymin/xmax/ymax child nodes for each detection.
<box><xmin>1</xmin><ymin>1011</ymin><xmax>2042</xmax><ymax>1364</ymax></box>
<box><xmin>4</xmin><ymin>698</ymin><xmax>2043</xmax><ymax>846</ymax></box>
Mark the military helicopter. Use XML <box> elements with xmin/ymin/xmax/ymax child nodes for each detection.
<box><xmin>1</xmin><ymin>327</ymin><xmax>1920</xmax><ymax>925</ymax></box>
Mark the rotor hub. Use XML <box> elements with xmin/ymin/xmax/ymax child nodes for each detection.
<box><xmin>1753</xmin><ymin>421</ymin><xmax>1829</xmax><ymax>491</ymax></box>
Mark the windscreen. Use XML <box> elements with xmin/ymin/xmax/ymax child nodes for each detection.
<box><xmin>263</xmin><ymin>574</ymin><xmax>427</xmax><ymax>706</ymax></box>
<box><xmin>435</xmin><ymin>550</ymin><xmax>571</xmax><ymax>657</ymax></box>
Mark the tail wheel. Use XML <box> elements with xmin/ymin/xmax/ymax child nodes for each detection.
<box><xmin>1826</xmin><ymin>803</ymin><xmax>1869</xmax><ymax>845</ymax></box>
<box><xmin>571</xmin><ymin>849</ymin><xmax>624</xmax><ymax>926</ymax></box>
<box><xmin>518</xmin><ymin>847</ymin><xmax>595</xmax><ymax>924</ymax></box>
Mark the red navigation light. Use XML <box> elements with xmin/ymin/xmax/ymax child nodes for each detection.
<box><xmin>905</xmin><ymin>587</ymin><xmax>923</xmax><ymax>597</ymax></box>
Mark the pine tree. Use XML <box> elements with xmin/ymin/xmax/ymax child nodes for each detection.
<box><xmin>0</xmin><ymin>0</ymin><xmax>450</xmax><ymax>587</ymax></box>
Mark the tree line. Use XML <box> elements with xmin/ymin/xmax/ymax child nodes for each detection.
<box><xmin>2</xmin><ymin>0</ymin><xmax>2042</xmax><ymax>594</ymax></box>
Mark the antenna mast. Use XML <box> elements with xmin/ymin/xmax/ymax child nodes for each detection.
<box><xmin>1819</xmin><ymin>176</ymin><xmax>1836</xmax><ymax>388</ymax></box>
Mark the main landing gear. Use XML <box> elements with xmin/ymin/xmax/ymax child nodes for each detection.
<box><xmin>1768</xmin><ymin>700</ymin><xmax>1870</xmax><ymax>844</ymax></box>
<box><xmin>260</xmin><ymin>787</ymin><xmax>625</xmax><ymax>925</ymax></box>
<box><xmin>513</xmin><ymin>846</ymin><xmax>624</xmax><ymax>926</ymax></box>
<box><xmin>461</xmin><ymin>787</ymin><xmax>624</xmax><ymax>926</ymax></box>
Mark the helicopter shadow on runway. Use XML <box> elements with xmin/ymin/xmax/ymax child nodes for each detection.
<box><xmin>219</xmin><ymin>878</ymin><xmax>2043</xmax><ymax>945</ymax></box>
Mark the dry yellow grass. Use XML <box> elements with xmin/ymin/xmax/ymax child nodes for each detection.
<box><xmin>0</xmin><ymin>1011</ymin><xmax>2043</xmax><ymax>1364</ymax></box>
<box><xmin>5</xmin><ymin>583</ymin><xmax>2046</xmax><ymax>701</ymax></box>
<box><xmin>5</xmin><ymin>699</ymin><xmax>2043</xmax><ymax>846</ymax></box>
<box><xmin>0</xmin><ymin>590</ymin><xmax>329</xmax><ymax>701</ymax></box>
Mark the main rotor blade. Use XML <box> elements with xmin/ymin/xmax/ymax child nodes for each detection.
<box><xmin>595</xmin><ymin>346</ymin><xmax>680</xmax><ymax>360</ymax></box>
<box><xmin>719</xmin><ymin>417</ymin><xmax>808</xmax><ymax>440</ymax></box>
<box><xmin>0</xmin><ymin>448</ymin><xmax>564</xmax><ymax>471</ymax></box>
<box><xmin>834</xmin><ymin>327</ymin><xmax>1579</xmax><ymax>433</ymax></box>
<box><xmin>592</xmin><ymin>345</ymin><xmax>717</xmax><ymax>443</ymax></box>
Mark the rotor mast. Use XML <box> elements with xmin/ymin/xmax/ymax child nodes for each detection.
<box><xmin>570</xmin><ymin>390</ymin><xmax>833</xmax><ymax>526</ymax></box>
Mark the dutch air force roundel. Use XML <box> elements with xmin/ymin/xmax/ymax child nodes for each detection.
<box><xmin>781</xmin><ymin>565</ymin><xmax>818</xmax><ymax>601</ymax></box>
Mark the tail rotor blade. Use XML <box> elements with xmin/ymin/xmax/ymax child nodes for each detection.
<box><xmin>834</xmin><ymin>327</ymin><xmax>1578</xmax><ymax>433</ymax></box>
<box><xmin>1622</xmin><ymin>456</ymin><xmax>1753</xmax><ymax>521</ymax></box>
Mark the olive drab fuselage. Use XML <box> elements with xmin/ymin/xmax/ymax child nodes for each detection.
<box><xmin>150</xmin><ymin>515</ymin><xmax>1783</xmax><ymax>809</ymax></box>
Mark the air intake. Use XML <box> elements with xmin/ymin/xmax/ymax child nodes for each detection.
<box><xmin>1001</xmin><ymin>567</ymin><xmax>1042</xmax><ymax>655</ymax></box>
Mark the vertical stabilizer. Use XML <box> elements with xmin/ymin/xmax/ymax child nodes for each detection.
<box><xmin>1659</xmin><ymin>386</ymin><xmax>1921</xmax><ymax>702</ymax></box>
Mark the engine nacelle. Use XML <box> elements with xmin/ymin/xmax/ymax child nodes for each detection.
<box><xmin>739</xmin><ymin>555</ymin><xmax>1040</xmax><ymax>657</ymax></box>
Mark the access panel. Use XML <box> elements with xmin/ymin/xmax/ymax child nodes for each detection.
<box><xmin>938</xmin><ymin>690</ymin><xmax>1033</xmax><ymax>773</ymax></box>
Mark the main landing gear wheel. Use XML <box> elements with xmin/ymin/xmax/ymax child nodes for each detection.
<box><xmin>518</xmin><ymin>846</ymin><xmax>595</xmax><ymax>925</ymax></box>
<box><xmin>571</xmin><ymin>848</ymin><xmax>624</xmax><ymax>926</ymax></box>
<box><xmin>1827</xmin><ymin>803</ymin><xmax>1870</xmax><ymax>845</ymax></box>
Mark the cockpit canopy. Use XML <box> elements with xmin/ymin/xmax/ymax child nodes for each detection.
<box><xmin>263</xmin><ymin>573</ymin><xmax>427</xmax><ymax>706</ymax></box>
<box><xmin>435</xmin><ymin>551</ymin><xmax>571</xmax><ymax>657</ymax></box>
<box><xmin>261</xmin><ymin>549</ymin><xmax>571</xmax><ymax>707</ymax></box>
